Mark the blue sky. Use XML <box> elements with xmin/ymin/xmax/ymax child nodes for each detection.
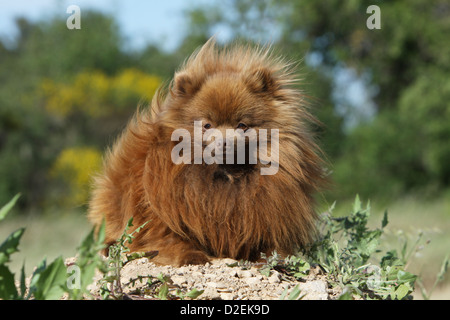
<box><xmin>0</xmin><ymin>0</ymin><xmax>209</xmax><ymax>51</ymax></box>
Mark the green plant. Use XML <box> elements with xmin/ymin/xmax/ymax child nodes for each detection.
<box><xmin>97</xmin><ymin>218</ymin><xmax>158</xmax><ymax>299</ymax></box>
<box><xmin>96</xmin><ymin>218</ymin><xmax>203</xmax><ymax>300</ymax></box>
<box><xmin>2</xmin><ymin>194</ymin><xmax>446</xmax><ymax>300</ymax></box>
<box><xmin>305</xmin><ymin>195</ymin><xmax>418</xmax><ymax>299</ymax></box>
<box><xmin>90</xmin><ymin>218</ymin><xmax>196</xmax><ymax>300</ymax></box>
<box><xmin>0</xmin><ymin>194</ymin><xmax>66</xmax><ymax>300</ymax></box>
<box><xmin>0</xmin><ymin>196</ymin><xmax>203</xmax><ymax>300</ymax></box>
<box><xmin>259</xmin><ymin>251</ymin><xmax>310</xmax><ymax>280</ymax></box>
<box><xmin>0</xmin><ymin>194</ymin><xmax>107</xmax><ymax>300</ymax></box>
<box><xmin>259</xmin><ymin>196</ymin><xmax>423</xmax><ymax>300</ymax></box>
<box><xmin>151</xmin><ymin>272</ymin><xmax>204</xmax><ymax>300</ymax></box>
<box><xmin>65</xmin><ymin>221</ymin><xmax>106</xmax><ymax>299</ymax></box>
<box><xmin>279</xmin><ymin>284</ymin><xmax>304</xmax><ymax>300</ymax></box>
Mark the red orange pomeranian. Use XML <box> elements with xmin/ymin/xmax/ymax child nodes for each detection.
<box><xmin>88</xmin><ymin>38</ymin><xmax>327</xmax><ymax>266</ymax></box>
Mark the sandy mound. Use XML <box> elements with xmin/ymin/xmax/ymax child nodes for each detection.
<box><xmin>86</xmin><ymin>257</ymin><xmax>341</xmax><ymax>300</ymax></box>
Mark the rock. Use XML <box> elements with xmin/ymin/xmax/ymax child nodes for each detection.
<box><xmin>220</xmin><ymin>292</ymin><xmax>236</xmax><ymax>300</ymax></box>
<box><xmin>268</xmin><ymin>272</ymin><xmax>281</xmax><ymax>284</ymax></box>
<box><xmin>237</xmin><ymin>270</ymin><xmax>253</xmax><ymax>278</ymax></box>
<box><xmin>171</xmin><ymin>275</ymin><xmax>187</xmax><ymax>286</ymax></box>
<box><xmin>192</xmin><ymin>271</ymin><xmax>203</xmax><ymax>277</ymax></box>
<box><xmin>228</xmin><ymin>269</ymin><xmax>238</xmax><ymax>277</ymax></box>
<box><xmin>212</xmin><ymin>258</ymin><xmax>238</xmax><ymax>266</ymax></box>
<box><xmin>297</xmin><ymin>280</ymin><xmax>329</xmax><ymax>300</ymax></box>
<box><xmin>206</xmin><ymin>281</ymin><xmax>218</xmax><ymax>288</ymax></box>
<box><xmin>81</xmin><ymin>258</ymin><xmax>332</xmax><ymax>300</ymax></box>
<box><xmin>245</xmin><ymin>277</ymin><xmax>260</xmax><ymax>286</ymax></box>
<box><xmin>201</xmin><ymin>287</ymin><xmax>221</xmax><ymax>300</ymax></box>
<box><xmin>178</xmin><ymin>266</ymin><xmax>189</xmax><ymax>274</ymax></box>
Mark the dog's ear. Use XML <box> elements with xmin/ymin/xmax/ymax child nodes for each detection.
<box><xmin>245</xmin><ymin>68</ymin><xmax>279</xmax><ymax>95</ymax></box>
<box><xmin>173</xmin><ymin>72</ymin><xmax>202</xmax><ymax>97</ymax></box>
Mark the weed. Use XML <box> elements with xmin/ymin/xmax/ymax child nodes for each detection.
<box><xmin>259</xmin><ymin>196</ymin><xmax>426</xmax><ymax>300</ymax></box>
<box><xmin>279</xmin><ymin>284</ymin><xmax>304</xmax><ymax>300</ymax></box>
<box><xmin>306</xmin><ymin>196</ymin><xmax>419</xmax><ymax>299</ymax></box>
<box><xmin>0</xmin><ymin>194</ymin><xmax>109</xmax><ymax>300</ymax></box>
<box><xmin>97</xmin><ymin>218</ymin><xmax>157</xmax><ymax>299</ymax></box>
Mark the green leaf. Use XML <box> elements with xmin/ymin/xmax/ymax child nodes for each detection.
<box><xmin>436</xmin><ymin>255</ymin><xmax>449</xmax><ymax>282</ymax></box>
<box><xmin>158</xmin><ymin>282</ymin><xmax>169</xmax><ymax>300</ymax></box>
<box><xmin>66</xmin><ymin>262</ymin><xmax>96</xmax><ymax>300</ymax></box>
<box><xmin>185</xmin><ymin>288</ymin><xmax>204</xmax><ymax>299</ymax></box>
<box><xmin>133</xmin><ymin>220</ymin><xmax>149</xmax><ymax>235</ymax></box>
<box><xmin>126</xmin><ymin>250</ymin><xmax>158</xmax><ymax>263</ymax></box>
<box><xmin>259</xmin><ymin>266</ymin><xmax>271</xmax><ymax>277</ymax></box>
<box><xmin>401</xmin><ymin>241</ymin><xmax>408</xmax><ymax>262</ymax></box>
<box><xmin>353</xmin><ymin>194</ymin><xmax>362</xmax><ymax>213</ymax></box>
<box><xmin>31</xmin><ymin>257</ymin><xmax>67</xmax><ymax>300</ymax></box>
<box><xmin>394</xmin><ymin>284</ymin><xmax>410</xmax><ymax>300</ymax></box>
<box><xmin>279</xmin><ymin>286</ymin><xmax>288</xmax><ymax>300</ymax></box>
<box><xmin>338</xmin><ymin>288</ymin><xmax>353</xmax><ymax>300</ymax></box>
<box><xmin>0</xmin><ymin>265</ymin><xmax>19</xmax><ymax>299</ymax></box>
<box><xmin>19</xmin><ymin>263</ymin><xmax>27</xmax><ymax>299</ymax></box>
<box><xmin>97</xmin><ymin>220</ymin><xmax>106</xmax><ymax>244</ymax></box>
<box><xmin>28</xmin><ymin>258</ymin><xmax>48</xmax><ymax>296</ymax></box>
<box><xmin>397</xmin><ymin>270</ymin><xmax>417</xmax><ymax>283</ymax></box>
<box><xmin>226</xmin><ymin>261</ymin><xmax>239</xmax><ymax>267</ymax></box>
<box><xmin>328</xmin><ymin>201</ymin><xmax>336</xmax><ymax>213</ymax></box>
<box><xmin>287</xmin><ymin>284</ymin><xmax>303</xmax><ymax>300</ymax></box>
<box><xmin>381</xmin><ymin>210</ymin><xmax>389</xmax><ymax>229</ymax></box>
<box><xmin>0</xmin><ymin>228</ymin><xmax>25</xmax><ymax>265</ymax></box>
<box><xmin>0</xmin><ymin>194</ymin><xmax>20</xmax><ymax>222</ymax></box>
<box><xmin>77</xmin><ymin>229</ymin><xmax>97</xmax><ymax>256</ymax></box>
<box><xmin>380</xmin><ymin>250</ymin><xmax>401</xmax><ymax>268</ymax></box>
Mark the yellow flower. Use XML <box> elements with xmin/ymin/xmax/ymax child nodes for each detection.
<box><xmin>40</xmin><ymin>69</ymin><xmax>161</xmax><ymax>118</ymax></box>
<box><xmin>51</xmin><ymin>147</ymin><xmax>102</xmax><ymax>206</ymax></box>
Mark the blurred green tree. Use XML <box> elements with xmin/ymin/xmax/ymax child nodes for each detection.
<box><xmin>0</xmin><ymin>11</ymin><xmax>157</xmax><ymax>210</ymax></box>
<box><xmin>276</xmin><ymin>0</ymin><xmax>450</xmax><ymax>197</ymax></box>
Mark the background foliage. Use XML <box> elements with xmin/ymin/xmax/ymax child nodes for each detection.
<box><xmin>1</xmin><ymin>0</ymin><xmax>448</xmax><ymax>210</ymax></box>
<box><xmin>0</xmin><ymin>0</ymin><xmax>448</xmax><ymax>297</ymax></box>
<box><xmin>1</xmin><ymin>0</ymin><xmax>449</xmax><ymax>209</ymax></box>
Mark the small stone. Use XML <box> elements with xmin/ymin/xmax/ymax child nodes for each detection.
<box><xmin>229</xmin><ymin>270</ymin><xmax>238</xmax><ymax>277</ymax></box>
<box><xmin>171</xmin><ymin>275</ymin><xmax>187</xmax><ymax>286</ymax></box>
<box><xmin>192</xmin><ymin>271</ymin><xmax>203</xmax><ymax>277</ymax></box>
<box><xmin>190</xmin><ymin>265</ymin><xmax>199</xmax><ymax>272</ymax></box>
<box><xmin>206</xmin><ymin>281</ymin><xmax>218</xmax><ymax>288</ymax></box>
<box><xmin>215</xmin><ymin>282</ymin><xmax>229</xmax><ymax>289</ymax></box>
<box><xmin>268</xmin><ymin>272</ymin><xmax>281</xmax><ymax>284</ymax></box>
<box><xmin>202</xmin><ymin>287</ymin><xmax>221</xmax><ymax>300</ymax></box>
<box><xmin>224</xmin><ymin>258</ymin><xmax>239</xmax><ymax>265</ymax></box>
<box><xmin>220</xmin><ymin>292</ymin><xmax>236</xmax><ymax>300</ymax></box>
<box><xmin>237</xmin><ymin>270</ymin><xmax>253</xmax><ymax>278</ymax></box>
<box><xmin>245</xmin><ymin>277</ymin><xmax>260</xmax><ymax>286</ymax></box>
<box><xmin>297</xmin><ymin>280</ymin><xmax>328</xmax><ymax>300</ymax></box>
<box><xmin>178</xmin><ymin>266</ymin><xmax>189</xmax><ymax>274</ymax></box>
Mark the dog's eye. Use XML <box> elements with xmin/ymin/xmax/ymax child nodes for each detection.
<box><xmin>204</xmin><ymin>123</ymin><xmax>212</xmax><ymax>129</ymax></box>
<box><xmin>236</xmin><ymin>123</ymin><xmax>248</xmax><ymax>131</ymax></box>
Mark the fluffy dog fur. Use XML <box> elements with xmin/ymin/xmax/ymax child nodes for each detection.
<box><xmin>88</xmin><ymin>39</ymin><xmax>327</xmax><ymax>266</ymax></box>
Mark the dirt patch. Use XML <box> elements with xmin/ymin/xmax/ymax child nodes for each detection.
<box><xmin>86</xmin><ymin>257</ymin><xmax>342</xmax><ymax>300</ymax></box>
